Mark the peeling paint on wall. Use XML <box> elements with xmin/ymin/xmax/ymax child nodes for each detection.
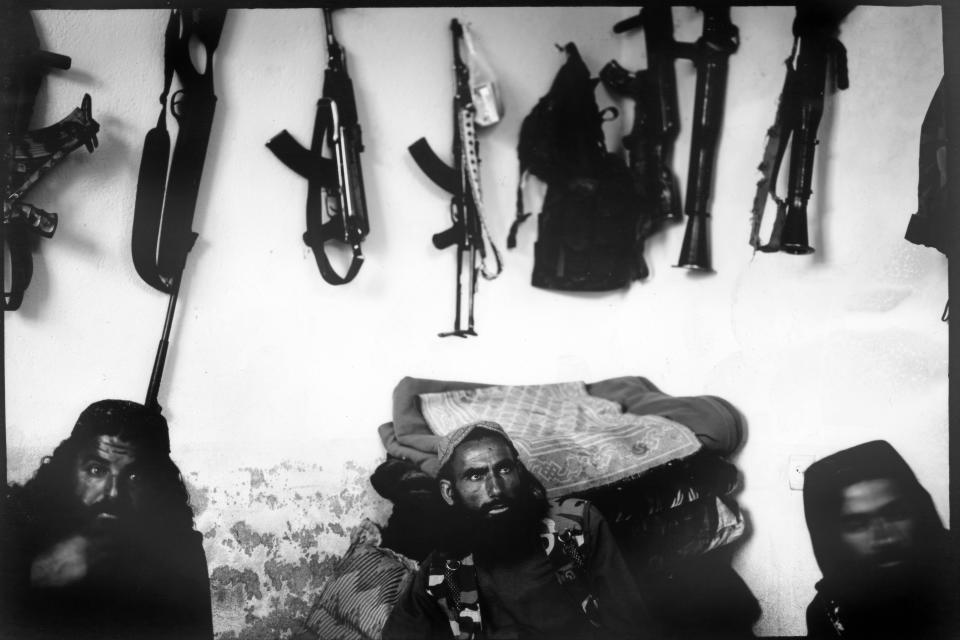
<box><xmin>196</xmin><ymin>459</ymin><xmax>391</xmax><ymax>639</ymax></box>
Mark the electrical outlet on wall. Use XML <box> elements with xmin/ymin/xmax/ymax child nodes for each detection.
<box><xmin>788</xmin><ymin>454</ymin><xmax>816</xmax><ymax>490</ymax></box>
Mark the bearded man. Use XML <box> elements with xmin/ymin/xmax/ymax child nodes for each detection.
<box><xmin>0</xmin><ymin>399</ymin><xmax>213</xmax><ymax>640</ymax></box>
<box><xmin>802</xmin><ymin>440</ymin><xmax>954</xmax><ymax>639</ymax></box>
<box><xmin>383</xmin><ymin>421</ymin><xmax>656</xmax><ymax>640</ymax></box>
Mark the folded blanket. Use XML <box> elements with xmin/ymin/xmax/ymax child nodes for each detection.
<box><xmin>380</xmin><ymin>376</ymin><xmax>743</xmax><ymax>477</ymax></box>
<box><xmin>419</xmin><ymin>381</ymin><xmax>702</xmax><ymax>497</ymax></box>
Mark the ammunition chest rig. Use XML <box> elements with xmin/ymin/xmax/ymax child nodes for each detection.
<box><xmin>425</xmin><ymin>497</ymin><xmax>600</xmax><ymax>640</ymax></box>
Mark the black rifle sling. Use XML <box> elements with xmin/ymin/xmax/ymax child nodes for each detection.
<box><xmin>268</xmin><ymin>124</ymin><xmax>360</xmax><ymax>285</ymax></box>
<box><xmin>132</xmin><ymin>12</ymin><xmax>178</xmax><ymax>293</ymax></box>
<box><xmin>302</xmin><ymin>98</ymin><xmax>360</xmax><ymax>286</ymax></box>
<box><xmin>132</xmin><ymin>9</ymin><xmax>226</xmax><ymax>293</ymax></box>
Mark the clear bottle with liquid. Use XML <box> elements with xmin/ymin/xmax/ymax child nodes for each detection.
<box><xmin>462</xmin><ymin>24</ymin><xmax>503</xmax><ymax>127</ymax></box>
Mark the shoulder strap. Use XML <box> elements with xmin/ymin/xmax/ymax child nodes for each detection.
<box><xmin>131</xmin><ymin>11</ymin><xmax>179</xmax><ymax>293</ymax></box>
<box><xmin>131</xmin><ymin>9</ymin><xmax>226</xmax><ymax>293</ymax></box>
<box><xmin>428</xmin><ymin>498</ymin><xmax>601</xmax><ymax>639</ymax></box>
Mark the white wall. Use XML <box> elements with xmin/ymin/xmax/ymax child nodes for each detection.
<box><xmin>8</xmin><ymin>6</ymin><xmax>946</xmax><ymax>637</ymax></box>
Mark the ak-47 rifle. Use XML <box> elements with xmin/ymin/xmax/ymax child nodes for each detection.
<box><xmin>750</xmin><ymin>3</ymin><xmax>851</xmax><ymax>254</ymax></box>
<box><xmin>268</xmin><ymin>8</ymin><xmax>369</xmax><ymax>285</ymax></box>
<box><xmin>600</xmin><ymin>7</ymin><xmax>684</xmax><ymax>226</ymax></box>
<box><xmin>131</xmin><ymin>9</ymin><xmax>227</xmax><ymax>414</ymax></box>
<box><xmin>408</xmin><ymin>19</ymin><xmax>502</xmax><ymax>338</ymax></box>
<box><xmin>674</xmin><ymin>7</ymin><xmax>740</xmax><ymax>272</ymax></box>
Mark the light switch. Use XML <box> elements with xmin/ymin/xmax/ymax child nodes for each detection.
<box><xmin>788</xmin><ymin>454</ymin><xmax>816</xmax><ymax>491</ymax></box>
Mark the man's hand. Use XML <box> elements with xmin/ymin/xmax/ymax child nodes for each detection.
<box><xmin>29</xmin><ymin>521</ymin><xmax>122</xmax><ymax>588</ymax></box>
<box><xmin>29</xmin><ymin>535</ymin><xmax>90</xmax><ymax>588</ymax></box>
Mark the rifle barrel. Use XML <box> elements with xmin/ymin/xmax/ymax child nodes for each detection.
<box><xmin>323</xmin><ymin>8</ymin><xmax>335</xmax><ymax>51</ymax></box>
<box><xmin>145</xmin><ymin>274</ymin><xmax>183</xmax><ymax>413</ymax></box>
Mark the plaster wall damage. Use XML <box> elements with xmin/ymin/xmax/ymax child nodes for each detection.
<box><xmin>194</xmin><ymin>461</ymin><xmax>390</xmax><ymax>639</ymax></box>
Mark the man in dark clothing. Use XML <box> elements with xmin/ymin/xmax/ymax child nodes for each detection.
<box><xmin>383</xmin><ymin>420</ymin><xmax>656</xmax><ymax>640</ymax></box>
<box><xmin>802</xmin><ymin>440</ymin><xmax>953</xmax><ymax>639</ymax></box>
<box><xmin>1</xmin><ymin>399</ymin><xmax>213</xmax><ymax>640</ymax></box>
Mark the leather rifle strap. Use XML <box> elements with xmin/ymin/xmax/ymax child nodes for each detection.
<box><xmin>131</xmin><ymin>11</ymin><xmax>178</xmax><ymax>293</ymax></box>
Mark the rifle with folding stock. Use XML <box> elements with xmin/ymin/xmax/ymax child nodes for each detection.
<box><xmin>131</xmin><ymin>9</ymin><xmax>227</xmax><ymax>414</ymax></box>
<box><xmin>409</xmin><ymin>19</ymin><xmax>502</xmax><ymax>338</ymax></box>
<box><xmin>268</xmin><ymin>8</ymin><xmax>369</xmax><ymax>285</ymax></box>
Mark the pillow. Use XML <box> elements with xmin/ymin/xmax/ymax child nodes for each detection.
<box><xmin>419</xmin><ymin>382</ymin><xmax>702</xmax><ymax>497</ymax></box>
<box><xmin>301</xmin><ymin>520</ymin><xmax>417</xmax><ymax>640</ymax></box>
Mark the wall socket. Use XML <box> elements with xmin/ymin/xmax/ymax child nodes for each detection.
<box><xmin>788</xmin><ymin>454</ymin><xmax>816</xmax><ymax>491</ymax></box>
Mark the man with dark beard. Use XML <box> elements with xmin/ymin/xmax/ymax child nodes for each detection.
<box><xmin>0</xmin><ymin>399</ymin><xmax>213</xmax><ymax>640</ymax></box>
<box><xmin>802</xmin><ymin>440</ymin><xmax>954</xmax><ymax>639</ymax></box>
<box><xmin>383</xmin><ymin>421</ymin><xmax>655</xmax><ymax>640</ymax></box>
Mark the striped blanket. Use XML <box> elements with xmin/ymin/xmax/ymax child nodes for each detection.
<box><xmin>419</xmin><ymin>382</ymin><xmax>702</xmax><ymax>497</ymax></box>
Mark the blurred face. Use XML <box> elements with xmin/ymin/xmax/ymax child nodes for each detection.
<box><xmin>839</xmin><ymin>478</ymin><xmax>917</xmax><ymax>572</ymax></box>
<box><xmin>440</xmin><ymin>435</ymin><xmax>522</xmax><ymax>517</ymax></box>
<box><xmin>72</xmin><ymin>435</ymin><xmax>140</xmax><ymax>521</ymax></box>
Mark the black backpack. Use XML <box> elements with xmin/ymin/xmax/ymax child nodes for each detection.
<box><xmin>508</xmin><ymin>43</ymin><xmax>650</xmax><ymax>291</ymax></box>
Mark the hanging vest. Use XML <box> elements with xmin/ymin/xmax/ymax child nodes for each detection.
<box><xmin>425</xmin><ymin>497</ymin><xmax>601</xmax><ymax>640</ymax></box>
<box><xmin>508</xmin><ymin>43</ymin><xmax>649</xmax><ymax>292</ymax></box>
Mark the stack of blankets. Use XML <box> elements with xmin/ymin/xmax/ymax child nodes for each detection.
<box><xmin>374</xmin><ymin>376</ymin><xmax>759</xmax><ymax>638</ymax></box>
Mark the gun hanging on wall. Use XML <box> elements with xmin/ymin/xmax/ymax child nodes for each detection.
<box><xmin>2</xmin><ymin>7</ymin><xmax>100</xmax><ymax>312</ymax></box>
<box><xmin>675</xmin><ymin>7</ymin><xmax>740</xmax><ymax>272</ymax></box>
<box><xmin>600</xmin><ymin>7</ymin><xmax>684</xmax><ymax>228</ymax></box>
<box><xmin>408</xmin><ymin>19</ymin><xmax>502</xmax><ymax>338</ymax></box>
<box><xmin>1</xmin><ymin>3</ymin><xmax>100</xmax><ymax>485</ymax></box>
<box><xmin>268</xmin><ymin>8</ymin><xmax>369</xmax><ymax>285</ymax></box>
<box><xmin>750</xmin><ymin>3</ymin><xmax>852</xmax><ymax>254</ymax></box>
<box><xmin>131</xmin><ymin>9</ymin><xmax>227</xmax><ymax>414</ymax></box>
